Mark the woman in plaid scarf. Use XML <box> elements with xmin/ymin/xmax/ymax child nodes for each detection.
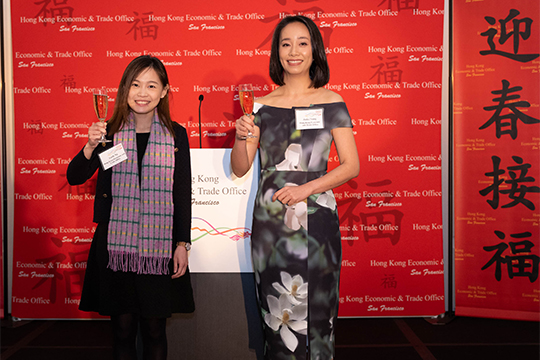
<box><xmin>67</xmin><ymin>55</ymin><xmax>194</xmax><ymax>360</ymax></box>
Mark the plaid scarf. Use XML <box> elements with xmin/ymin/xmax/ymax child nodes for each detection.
<box><xmin>107</xmin><ymin>112</ymin><xmax>175</xmax><ymax>275</ymax></box>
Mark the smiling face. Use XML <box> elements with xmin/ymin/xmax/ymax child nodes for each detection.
<box><xmin>278</xmin><ymin>21</ymin><xmax>313</xmax><ymax>79</ymax></box>
<box><xmin>127</xmin><ymin>67</ymin><xmax>168</xmax><ymax>118</ymax></box>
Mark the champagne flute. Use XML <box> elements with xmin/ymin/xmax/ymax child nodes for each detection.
<box><xmin>239</xmin><ymin>83</ymin><xmax>257</xmax><ymax>138</ymax></box>
<box><xmin>93</xmin><ymin>87</ymin><xmax>110</xmax><ymax>145</ymax></box>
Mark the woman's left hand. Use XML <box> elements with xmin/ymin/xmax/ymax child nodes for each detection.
<box><xmin>272</xmin><ymin>184</ymin><xmax>311</xmax><ymax>206</ymax></box>
<box><xmin>171</xmin><ymin>246</ymin><xmax>188</xmax><ymax>279</ymax></box>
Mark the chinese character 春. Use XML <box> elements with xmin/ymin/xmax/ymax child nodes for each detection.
<box><xmin>480</xmin><ymin>80</ymin><xmax>540</xmax><ymax>139</ymax></box>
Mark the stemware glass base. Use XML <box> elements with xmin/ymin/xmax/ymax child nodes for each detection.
<box><xmin>100</xmin><ymin>136</ymin><xmax>112</xmax><ymax>145</ymax></box>
<box><xmin>241</xmin><ymin>132</ymin><xmax>257</xmax><ymax>140</ymax></box>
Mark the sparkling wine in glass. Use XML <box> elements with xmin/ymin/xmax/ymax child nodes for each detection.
<box><xmin>239</xmin><ymin>83</ymin><xmax>257</xmax><ymax>138</ymax></box>
<box><xmin>93</xmin><ymin>87</ymin><xmax>110</xmax><ymax>144</ymax></box>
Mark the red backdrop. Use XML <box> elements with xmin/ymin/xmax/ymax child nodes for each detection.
<box><xmin>453</xmin><ymin>0</ymin><xmax>540</xmax><ymax>321</ymax></box>
<box><xmin>9</xmin><ymin>0</ymin><xmax>445</xmax><ymax>319</ymax></box>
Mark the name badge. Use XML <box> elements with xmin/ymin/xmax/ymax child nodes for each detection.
<box><xmin>295</xmin><ymin>108</ymin><xmax>324</xmax><ymax>130</ymax></box>
<box><xmin>98</xmin><ymin>143</ymin><xmax>128</xmax><ymax>170</ymax></box>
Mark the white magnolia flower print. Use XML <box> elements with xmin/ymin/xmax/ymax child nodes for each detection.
<box><xmin>276</xmin><ymin>143</ymin><xmax>303</xmax><ymax>171</ymax></box>
<box><xmin>284</xmin><ymin>201</ymin><xmax>308</xmax><ymax>231</ymax></box>
<box><xmin>285</xmin><ymin>233</ymin><xmax>308</xmax><ymax>260</ymax></box>
<box><xmin>272</xmin><ymin>271</ymin><xmax>308</xmax><ymax>305</ymax></box>
<box><xmin>316</xmin><ymin>190</ymin><xmax>336</xmax><ymax>210</ymax></box>
<box><xmin>281</xmin><ymin>182</ymin><xmax>308</xmax><ymax>231</ymax></box>
<box><xmin>264</xmin><ymin>294</ymin><xmax>308</xmax><ymax>352</ymax></box>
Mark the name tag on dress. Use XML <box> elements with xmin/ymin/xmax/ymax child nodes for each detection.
<box><xmin>98</xmin><ymin>143</ymin><xmax>128</xmax><ymax>170</ymax></box>
<box><xmin>295</xmin><ymin>108</ymin><xmax>324</xmax><ymax>130</ymax></box>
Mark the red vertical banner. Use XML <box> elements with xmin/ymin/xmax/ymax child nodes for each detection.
<box><xmin>9</xmin><ymin>0</ymin><xmax>445</xmax><ymax>318</ymax></box>
<box><xmin>453</xmin><ymin>0</ymin><xmax>540</xmax><ymax>321</ymax></box>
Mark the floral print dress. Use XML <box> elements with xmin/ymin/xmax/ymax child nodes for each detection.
<box><xmin>251</xmin><ymin>102</ymin><xmax>353</xmax><ymax>360</ymax></box>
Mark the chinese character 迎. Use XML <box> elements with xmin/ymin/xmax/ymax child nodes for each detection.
<box><xmin>480</xmin><ymin>9</ymin><xmax>539</xmax><ymax>62</ymax></box>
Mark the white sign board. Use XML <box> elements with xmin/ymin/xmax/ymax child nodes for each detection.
<box><xmin>189</xmin><ymin>149</ymin><xmax>259</xmax><ymax>273</ymax></box>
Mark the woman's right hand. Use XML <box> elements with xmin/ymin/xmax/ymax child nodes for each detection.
<box><xmin>87</xmin><ymin>121</ymin><xmax>107</xmax><ymax>149</ymax></box>
<box><xmin>231</xmin><ymin>114</ymin><xmax>259</xmax><ymax>177</ymax></box>
<box><xmin>83</xmin><ymin>121</ymin><xmax>107</xmax><ymax>159</ymax></box>
<box><xmin>235</xmin><ymin>114</ymin><xmax>256</xmax><ymax>140</ymax></box>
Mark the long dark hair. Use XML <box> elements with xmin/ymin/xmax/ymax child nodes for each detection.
<box><xmin>269</xmin><ymin>15</ymin><xmax>330</xmax><ymax>88</ymax></box>
<box><xmin>107</xmin><ymin>55</ymin><xmax>174</xmax><ymax>136</ymax></box>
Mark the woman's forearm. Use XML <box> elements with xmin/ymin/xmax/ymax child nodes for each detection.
<box><xmin>231</xmin><ymin>137</ymin><xmax>258</xmax><ymax>177</ymax></box>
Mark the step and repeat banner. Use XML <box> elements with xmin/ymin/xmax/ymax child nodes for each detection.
<box><xmin>9</xmin><ymin>0</ymin><xmax>445</xmax><ymax>319</ymax></box>
<box><xmin>453</xmin><ymin>0</ymin><xmax>539</xmax><ymax>321</ymax></box>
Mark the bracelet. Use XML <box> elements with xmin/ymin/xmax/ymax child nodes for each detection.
<box><xmin>176</xmin><ymin>241</ymin><xmax>192</xmax><ymax>251</ymax></box>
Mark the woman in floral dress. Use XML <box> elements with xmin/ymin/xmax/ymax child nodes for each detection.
<box><xmin>231</xmin><ymin>16</ymin><xmax>359</xmax><ymax>360</ymax></box>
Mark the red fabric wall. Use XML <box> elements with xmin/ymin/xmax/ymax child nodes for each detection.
<box><xmin>10</xmin><ymin>0</ymin><xmax>445</xmax><ymax>319</ymax></box>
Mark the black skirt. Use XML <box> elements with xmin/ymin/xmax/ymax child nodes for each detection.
<box><xmin>79</xmin><ymin>222</ymin><xmax>195</xmax><ymax>318</ymax></box>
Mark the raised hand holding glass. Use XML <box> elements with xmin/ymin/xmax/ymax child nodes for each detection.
<box><xmin>239</xmin><ymin>84</ymin><xmax>257</xmax><ymax>139</ymax></box>
<box><xmin>92</xmin><ymin>87</ymin><xmax>110</xmax><ymax>145</ymax></box>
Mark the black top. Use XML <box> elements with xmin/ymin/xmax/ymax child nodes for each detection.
<box><xmin>66</xmin><ymin>123</ymin><xmax>195</xmax><ymax>317</ymax></box>
<box><xmin>67</xmin><ymin>123</ymin><xmax>192</xmax><ymax>246</ymax></box>
<box><xmin>137</xmin><ymin>132</ymin><xmax>150</xmax><ymax>184</ymax></box>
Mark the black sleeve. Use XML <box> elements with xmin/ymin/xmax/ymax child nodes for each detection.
<box><xmin>172</xmin><ymin>124</ymin><xmax>192</xmax><ymax>245</ymax></box>
<box><xmin>66</xmin><ymin>146</ymin><xmax>101</xmax><ymax>186</ymax></box>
